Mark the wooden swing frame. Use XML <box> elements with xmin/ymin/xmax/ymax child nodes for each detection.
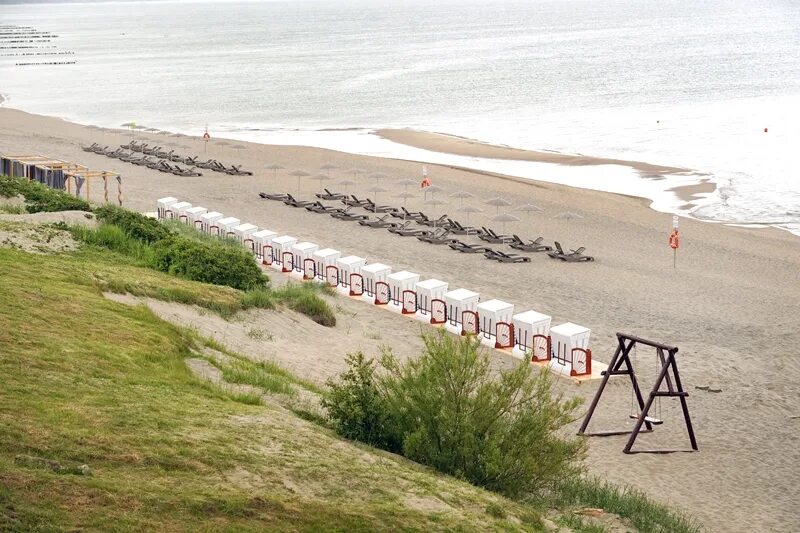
<box><xmin>578</xmin><ymin>333</ymin><xmax>699</xmax><ymax>454</ymax></box>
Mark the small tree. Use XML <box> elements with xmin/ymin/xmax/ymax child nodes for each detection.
<box><xmin>324</xmin><ymin>331</ymin><xmax>586</xmax><ymax>499</ymax></box>
<box><xmin>322</xmin><ymin>352</ymin><xmax>400</xmax><ymax>451</ymax></box>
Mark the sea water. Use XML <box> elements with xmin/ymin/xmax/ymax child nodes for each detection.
<box><xmin>1</xmin><ymin>0</ymin><xmax>799</xmax><ymax>234</ymax></box>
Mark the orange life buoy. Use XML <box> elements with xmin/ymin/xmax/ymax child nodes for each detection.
<box><xmin>669</xmin><ymin>230</ymin><xmax>680</xmax><ymax>250</ymax></box>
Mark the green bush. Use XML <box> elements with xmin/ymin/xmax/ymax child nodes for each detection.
<box><xmin>93</xmin><ymin>204</ymin><xmax>171</xmax><ymax>243</ymax></box>
<box><xmin>152</xmin><ymin>235</ymin><xmax>267</xmax><ymax>291</ymax></box>
<box><xmin>70</xmin><ymin>224</ymin><xmax>156</xmax><ymax>266</ymax></box>
<box><xmin>0</xmin><ymin>175</ymin><xmax>90</xmax><ymax>213</ymax></box>
<box><xmin>322</xmin><ymin>352</ymin><xmax>399</xmax><ymax>450</ymax></box>
<box><xmin>0</xmin><ymin>175</ymin><xmax>22</xmax><ymax>198</ymax></box>
<box><xmin>272</xmin><ymin>283</ymin><xmax>336</xmax><ymax>327</ymax></box>
<box><xmin>324</xmin><ymin>331</ymin><xmax>586</xmax><ymax>498</ymax></box>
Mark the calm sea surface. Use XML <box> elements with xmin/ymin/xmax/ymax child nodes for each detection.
<box><xmin>2</xmin><ymin>0</ymin><xmax>799</xmax><ymax>233</ymax></box>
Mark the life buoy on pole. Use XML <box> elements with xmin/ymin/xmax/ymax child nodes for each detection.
<box><xmin>669</xmin><ymin>230</ymin><xmax>680</xmax><ymax>250</ymax></box>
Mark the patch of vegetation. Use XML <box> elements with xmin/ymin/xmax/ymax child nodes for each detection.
<box><xmin>0</xmin><ymin>246</ymin><xmax>550</xmax><ymax>531</ymax></box>
<box><xmin>73</xmin><ymin>207</ymin><xmax>335</xmax><ymax>325</ymax></box>
<box><xmin>550</xmin><ymin>477</ymin><xmax>700</xmax><ymax>533</ymax></box>
<box><xmin>0</xmin><ymin>175</ymin><xmax>91</xmax><ymax>213</ymax></box>
<box><xmin>0</xmin><ymin>204</ymin><xmax>26</xmax><ymax>214</ymax></box>
<box><xmin>324</xmin><ymin>331</ymin><xmax>585</xmax><ymax>499</ymax></box>
<box><xmin>271</xmin><ymin>282</ymin><xmax>336</xmax><ymax>327</ymax></box>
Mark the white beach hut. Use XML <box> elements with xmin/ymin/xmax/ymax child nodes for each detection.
<box><xmin>415</xmin><ymin>279</ymin><xmax>449</xmax><ymax>323</ymax></box>
<box><xmin>252</xmin><ymin>229</ymin><xmax>277</xmax><ymax>264</ymax></box>
<box><xmin>291</xmin><ymin>242</ymin><xmax>319</xmax><ymax>279</ymax></box>
<box><xmin>185</xmin><ymin>206</ymin><xmax>207</xmax><ymax>230</ymax></box>
<box><xmin>336</xmin><ymin>255</ymin><xmax>366</xmax><ymax>295</ymax></box>
<box><xmin>362</xmin><ymin>263</ymin><xmax>392</xmax><ymax>304</ymax></box>
<box><xmin>200</xmin><ymin>211</ymin><xmax>224</xmax><ymax>235</ymax></box>
<box><xmin>444</xmin><ymin>288</ymin><xmax>480</xmax><ymax>334</ymax></box>
<box><xmin>217</xmin><ymin>217</ymin><xmax>241</xmax><ymax>238</ymax></box>
<box><xmin>387</xmin><ymin>271</ymin><xmax>420</xmax><ymax>313</ymax></box>
<box><xmin>171</xmin><ymin>202</ymin><xmax>192</xmax><ymax>222</ymax></box>
<box><xmin>157</xmin><ymin>197</ymin><xmax>178</xmax><ymax>219</ymax></box>
<box><xmin>313</xmin><ymin>248</ymin><xmax>341</xmax><ymax>285</ymax></box>
<box><xmin>271</xmin><ymin>235</ymin><xmax>297</xmax><ymax>272</ymax></box>
<box><xmin>233</xmin><ymin>223</ymin><xmax>259</xmax><ymax>252</ymax></box>
<box><xmin>550</xmin><ymin>323</ymin><xmax>592</xmax><ymax>377</ymax></box>
<box><xmin>476</xmin><ymin>299</ymin><xmax>515</xmax><ymax>348</ymax></box>
<box><xmin>512</xmin><ymin>310</ymin><xmax>552</xmax><ymax>360</ymax></box>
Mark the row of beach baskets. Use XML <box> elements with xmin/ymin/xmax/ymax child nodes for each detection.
<box><xmin>157</xmin><ymin>197</ymin><xmax>593</xmax><ymax>377</ymax></box>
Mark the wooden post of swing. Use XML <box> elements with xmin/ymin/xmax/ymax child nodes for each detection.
<box><xmin>577</xmin><ymin>332</ymin><xmax>699</xmax><ymax>454</ymax></box>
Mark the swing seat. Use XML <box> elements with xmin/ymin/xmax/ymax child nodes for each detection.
<box><xmin>630</xmin><ymin>414</ymin><xmax>663</xmax><ymax>425</ymax></box>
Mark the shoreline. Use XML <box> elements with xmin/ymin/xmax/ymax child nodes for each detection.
<box><xmin>376</xmin><ymin>128</ymin><xmax>693</xmax><ymax>177</ymax></box>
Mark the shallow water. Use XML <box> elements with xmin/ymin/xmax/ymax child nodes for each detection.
<box><xmin>1</xmin><ymin>0</ymin><xmax>799</xmax><ymax>234</ymax></box>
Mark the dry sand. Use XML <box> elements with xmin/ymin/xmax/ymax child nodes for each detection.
<box><xmin>2</xmin><ymin>107</ymin><xmax>800</xmax><ymax>531</ymax></box>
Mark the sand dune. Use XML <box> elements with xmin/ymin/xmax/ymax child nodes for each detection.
<box><xmin>2</xmin><ymin>107</ymin><xmax>799</xmax><ymax>531</ymax></box>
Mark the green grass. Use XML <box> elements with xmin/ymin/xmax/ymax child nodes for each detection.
<box><xmin>550</xmin><ymin>477</ymin><xmax>700</xmax><ymax>533</ymax></box>
<box><xmin>272</xmin><ymin>282</ymin><xmax>337</xmax><ymax>327</ymax></box>
<box><xmin>0</xmin><ymin>175</ymin><xmax>91</xmax><ymax>213</ymax></box>
<box><xmin>0</xmin><ymin>245</ymin><xmax>549</xmax><ymax>531</ymax></box>
<box><xmin>0</xmin><ymin>204</ymin><xmax>26</xmax><ymax>214</ymax></box>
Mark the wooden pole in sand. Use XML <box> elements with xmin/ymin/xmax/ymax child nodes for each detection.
<box><xmin>103</xmin><ymin>173</ymin><xmax>108</xmax><ymax>203</ymax></box>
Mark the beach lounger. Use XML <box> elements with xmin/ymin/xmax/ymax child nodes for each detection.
<box><xmin>547</xmin><ymin>242</ymin><xmax>595</xmax><ymax>262</ymax></box>
<box><xmin>182</xmin><ymin>156</ymin><xmax>199</xmax><ymax>165</ymax></box>
<box><xmin>282</xmin><ymin>194</ymin><xmax>316</xmax><ymax>208</ymax></box>
<box><xmin>259</xmin><ymin>192</ymin><xmax>290</xmax><ymax>200</ymax></box>
<box><xmin>341</xmin><ymin>195</ymin><xmax>371</xmax><ymax>208</ymax></box>
<box><xmin>119</xmin><ymin>152</ymin><xmax>143</xmax><ymax>163</ymax></box>
<box><xmin>305</xmin><ymin>201</ymin><xmax>343</xmax><ymax>214</ymax></box>
<box><xmin>478</xmin><ymin>227</ymin><xmax>513</xmax><ymax>244</ymax></box>
<box><xmin>81</xmin><ymin>143</ymin><xmax>100</xmax><ymax>152</ymax></box>
<box><xmin>316</xmin><ymin>188</ymin><xmax>347</xmax><ymax>201</ymax></box>
<box><xmin>142</xmin><ymin>145</ymin><xmax>161</xmax><ymax>156</ymax></box>
<box><xmin>119</xmin><ymin>141</ymin><xmax>135</xmax><ymax>150</ymax></box>
<box><xmin>131</xmin><ymin>156</ymin><xmax>156</xmax><ymax>166</ymax></box>
<box><xmin>389</xmin><ymin>224</ymin><xmax>434</xmax><ymax>237</ymax></box>
<box><xmin>363</xmin><ymin>200</ymin><xmax>400</xmax><ymax>214</ymax></box>
<box><xmin>224</xmin><ymin>164</ymin><xmax>253</xmax><ymax>176</ymax></box>
<box><xmin>448</xmin><ymin>241</ymin><xmax>493</xmax><ymax>253</ymax></box>
<box><xmin>390</xmin><ymin>207</ymin><xmax>427</xmax><ymax>221</ymax></box>
<box><xmin>510</xmin><ymin>236</ymin><xmax>553</xmax><ymax>252</ymax></box>
<box><xmin>172</xmin><ymin>165</ymin><xmax>202</xmax><ymax>177</ymax></box>
<box><xmin>359</xmin><ymin>215</ymin><xmax>403</xmax><ymax>229</ymax></box>
<box><xmin>418</xmin><ymin>214</ymin><xmax>450</xmax><ymax>227</ymax></box>
<box><xmin>196</xmin><ymin>159</ymin><xmax>218</xmax><ymax>170</ymax></box>
<box><xmin>417</xmin><ymin>228</ymin><xmax>459</xmax><ymax>244</ymax></box>
<box><xmin>446</xmin><ymin>218</ymin><xmax>483</xmax><ymax>235</ymax></box>
<box><xmin>331</xmin><ymin>210</ymin><xmax>370</xmax><ymax>221</ymax></box>
<box><xmin>484</xmin><ymin>249</ymin><xmax>532</xmax><ymax>263</ymax></box>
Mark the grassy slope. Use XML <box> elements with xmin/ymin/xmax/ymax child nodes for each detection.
<box><xmin>0</xmin><ymin>247</ymin><xmax>545</xmax><ymax>532</ymax></box>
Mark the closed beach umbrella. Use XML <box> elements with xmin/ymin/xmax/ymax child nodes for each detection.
<box><xmin>491</xmin><ymin>213</ymin><xmax>520</xmax><ymax>243</ymax></box>
<box><xmin>320</xmin><ymin>163</ymin><xmax>338</xmax><ymax>177</ymax></box>
<box><xmin>450</xmin><ymin>190</ymin><xmax>475</xmax><ymax>207</ymax></box>
<box><xmin>423</xmin><ymin>184</ymin><xmax>445</xmax><ymax>201</ymax></box>
<box><xmin>346</xmin><ymin>168</ymin><xmax>365</xmax><ymax>179</ymax></box>
<box><xmin>394</xmin><ymin>191</ymin><xmax>417</xmax><ymax>222</ymax></box>
<box><xmin>289</xmin><ymin>169</ymin><xmax>310</xmax><ymax>192</ymax></box>
<box><xmin>424</xmin><ymin>198</ymin><xmax>447</xmax><ymax>229</ymax></box>
<box><xmin>486</xmin><ymin>197</ymin><xmax>512</xmax><ymax>215</ymax></box>
<box><xmin>368</xmin><ymin>172</ymin><xmax>389</xmax><ymax>187</ymax></box>
<box><xmin>266</xmin><ymin>164</ymin><xmax>284</xmax><ymax>179</ymax></box>
<box><xmin>554</xmin><ymin>211</ymin><xmax>583</xmax><ymax>221</ymax></box>
<box><xmin>516</xmin><ymin>203</ymin><xmax>543</xmax><ymax>215</ymax></box>
<box><xmin>312</xmin><ymin>173</ymin><xmax>332</xmax><ymax>190</ymax></box>
<box><xmin>366</xmin><ymin>185</ymin><xmax>387</xmax><ymax>205</ymax></box>
<box><xmin>215</xmin><ymin>140</ymin><xmax>230</xmax><ymax>156</ymax></box>
<box><xmin>458</xmin><ymin>204</ymin><xmax>483</xmax><ymax>225</ymax></box>
<box><xmin>396</xmin><ymin>178</ymin><xmax>417</xmax><ymax>192</ymax></box>
<box><xmin>338</xmin><ymin>178</ymin><xmax>356</xmax><ymax>194</ymax></box>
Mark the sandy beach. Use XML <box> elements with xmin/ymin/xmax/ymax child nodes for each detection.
<box><xmin>2</xmin><ymin>107</ymin><xmax>799</xmax><ymax>531</ymax></box>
